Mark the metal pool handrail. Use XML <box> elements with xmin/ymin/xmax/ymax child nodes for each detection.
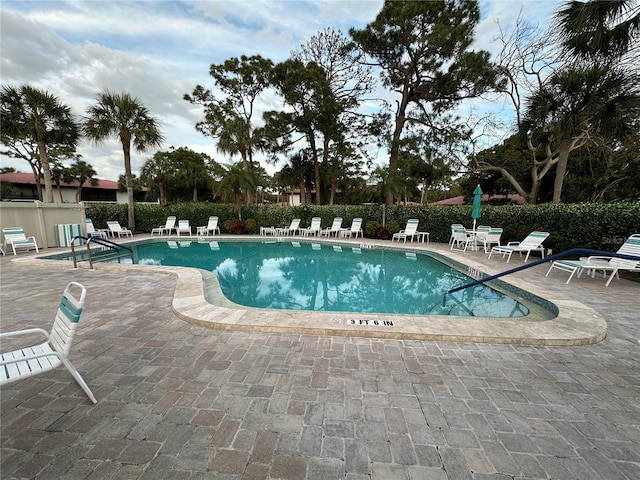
<box><xmin>70</xmin><ymin>235</ymin><xmax>134</xmax><ymax>269</ymax></box>
<box><xmin>443</xmin><ymin>249</ymin><xmax>640</xmax><ymax>307</ymax></box>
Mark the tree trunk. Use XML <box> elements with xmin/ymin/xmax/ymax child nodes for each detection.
<box><xmin>29</xmin><ymin>163</ymin><xmax>44</xmax><ymax>202</ymax></box>
<box><xmin>322</xmin><ymin>136</ymin><xmax>332</xmax><ymax>205</ymax></box>
<box><xmin>387</xmin><ymin>85</ymin><xmax>410</xmax><ymax>205</ymax></box>
<box><xmin>37</xmin><ymin>140</ymin><xmax>54</xmax><ymax>203</ymax></box>
<box><xmin>330</xmin><ymin>173</ymin><xmax>337</xmax><ymax>205</ymax></box>
<box><xmin>158</xmin><ymin>181</ymin><xmax>166</xmax><ymax>205</ymax></box>
<box><xmin>120</xmin><ymin>134</ymin><xmax>135</xmax><ymax>231</ymax></box>
<box><xmin>552</xmin><ymin>139</ymin><xmax>572</xmax><ymax>203</ymax></box>
<box><xmin>309</xmin><ymin>135</ymin><xmax>321</xmax><ymax>205</ymax></box>
<box><xmin>76</xmin><ymin>187</ymin><xmax>82</xmax><ymax>203</ymax></box>
<box><xmin>241</xmin><ymin>149</ymin><xmax>255</xmax><ymax>204</ymax></box>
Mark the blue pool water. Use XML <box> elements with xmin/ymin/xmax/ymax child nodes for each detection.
<box><xmin>72</xmin><ymin>239</ymin><xmax>531</xmax><ymax>317</ymax></box>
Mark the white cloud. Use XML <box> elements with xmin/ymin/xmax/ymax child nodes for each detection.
<box><xmin>1</xmin><ymin>0</ymin><xmax>563</xmax><ymax>180</ymax></box>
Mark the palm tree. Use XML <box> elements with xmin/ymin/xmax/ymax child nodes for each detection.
<box><xmin>1</xmin><ymin>85</ymin><xmax>80</xmax><ymax>203</ymax></box>
<box><xmin>369</xmin><ymin>166</ymin><xmax>403</xmax><ymax>204</ymax></box>
<box><xmin>218</xmin><ymin>162</ymin><xmax>257</xmax><ymax>218</ymax></box>
<box><xmin>555</xmin><ymin>0</ymin><xmax>639</xmax><ymax>61</ymax></box>
<box><xmin>140</xmin><ymin>151</ymin><xmax>175</xmax><ymax>205</ymax></box>
<box><xmin>84</xmin><ymin>91</ymin><xmax>163</xmax><ymax>231</ymax></box>
<box><xmin>64</xmin><ymin>159</ymin><xmax>98</xmax><ymax>203</ymax></box>
<box><xmin>522</xmin><ymin>64</ymin><xmax>640</xmax><ymax>203</ymax></box>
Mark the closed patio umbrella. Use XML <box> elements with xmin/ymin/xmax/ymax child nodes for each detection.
<box><xmin>471</xmin><ymin>184</ymin><xmax>482</xmax><ymax>231</ymax></box>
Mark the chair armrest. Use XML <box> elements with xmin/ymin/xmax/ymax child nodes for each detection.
<box><xmin>0</xmin><ymin>327</ymin><xmax>49</xmax><ymax>340</ymax></box>
<box><xmin>506</xmin><ymin>242</ymin><xmax>521</xmax><ymax>246</ymax></box>
<box><xmin>584</xmin><ymin>256</ymin><xmax>610</xmax><ymax>263</ymax></box>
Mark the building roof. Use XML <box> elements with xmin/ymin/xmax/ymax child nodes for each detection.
<box><xmin>433</xmin><ymin>194</ymin><xmax>526</xmax><ymax>205</ymax></box>
<box><xmin>0</xmin><ymin>172</ymin><xmax>119</xmax><ymax>190</ymax></box>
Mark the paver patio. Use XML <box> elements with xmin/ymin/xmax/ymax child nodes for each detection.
<box><xmin>1</xmin><ymin>238</ymin><xmax>638</xmax><ymax>479</ymax></box>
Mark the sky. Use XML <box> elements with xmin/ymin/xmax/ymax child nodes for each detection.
<box><xmin>0</xmin><ymin>0</ymin><xmax>565</xmax><ymax>182</ymax></box>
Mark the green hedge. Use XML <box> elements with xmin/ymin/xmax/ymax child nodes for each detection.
<box><xmin>85</xmin><ymin>201</ymin><xmax>640</xmax><ymax>253</ymax></box>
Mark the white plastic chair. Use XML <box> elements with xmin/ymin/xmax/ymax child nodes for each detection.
<box><xmin>392</xmin><ymin>219</ymin><xmax>428</xmax><ymax>243</ymax></box>
<box><xmin>197</xmin><ymin>216</ymin><xmax>220</xmax><ymax>236</ymax></box>
<box><xmin>449</xmin><ymin>224</ymin><xmax>463</xmax><ymax>245</ymax></box>
<box><xmin>176</xmin><ymin>220</ymin><xmax>192</xmax><ymax>236</ymax></box>
<box><xmin>301</xmin><ymin>217</ymin><xmax>322</xmax><ymax>237</ymax></box>
<box><xmin>321</xmin><ymin>217</ymin><xmax>343</xmax><ymax>237</ymax></box>
<box><xmin>480</xmin><ymin>228</ymin><xmax>503</xmax><ymax>254</ymax></box>
<box><xmin>106</xmin><ymin>221</ymin><xmax>133</xmax><ymax>238</ymax></box>
<box><xmin>489</xmin><ymin>231</ymin><xmax>550</xmax><ymax>262</ymax></box>
<box><xmin>85</xmin><ymin>219</ymin><xmax>108</xmax><ymax>239</ymax></box>
<box><xmin>546</xmin><ymin>234</ymin><xmax>640</xmax><ymax>286</ymax></box>
<box><xmin>276</xmin><ymin>219</ymin><xmax>301</xmax><ymax>236</ymax></box>
<box><xmin>151</xmin><ymin>216</ymin><xmax>176</xmax><ymax>236</ymax></box>
<box><xmin>2</xmin><ymin>227</ymin><xmax>39</xmax><ymax>255</ymax></box>
<box><xmin>343</xmin><ymin>218</ymin><xmax>363</xmax><ymax>238</ymax></box>
<box><xmin>450</xmin><ymin>227</ymin><xmax>474</xmax><ymax>251</ymax></box>
<box><xmin>0</xmin><ymin>282</ymin><xmax>97</xmax><ymax>404</ymax></box>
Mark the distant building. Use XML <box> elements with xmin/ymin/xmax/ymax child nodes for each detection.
<box><xmin>0</xmin><ymin>172</ymin><xmax>135</xmax><ymax>203</ymax></box>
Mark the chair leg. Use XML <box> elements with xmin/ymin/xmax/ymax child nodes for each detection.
<box><xmin>604</xmin><ymin>269</ymin><xmax>619</xmax><ymax>287</ymax></box>
<box><xmin>62</xmin><ymin>359</ymin><xmax>97</xmax><ymax>404</ymax></box>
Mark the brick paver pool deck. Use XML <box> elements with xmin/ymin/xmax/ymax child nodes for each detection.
<box><xmin>1</xmin><ymin>237</ymin><xmax>638</xmax><ymax>479</ymax></box>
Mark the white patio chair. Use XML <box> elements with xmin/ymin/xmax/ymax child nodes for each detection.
<box><xmin>480</xmin><ymin>228</ymin><xmax>503</xmax><ymax>254</ymax></box>
<box><xmin>392</xmin><ymin>219</ymin><xmax>428</xmax><ymax>243</ymax></box>
<box><xmin>106</xmin><ymin>221</ymin><xmax>133</xmax><ymax>238</ymax></box>
<box><xmin>85</xmin><ymin>219</ymin><xmax>108</xmax><ymax>239</ymax></box>
<box><xmin>342</xmin><ymin>218</ymin><xmax>363</xmax><ymax>238</ymax></box>
<box><xmin>151</xmin><ymin>216</ymin><xmax>176</xmax><ymax>236</ymax></box>
<box><xmin>176</xmin><ymin>220</ymin><xmax>192</xmax><ymax>236</ymax></box>
<box><xmin>197</xmin><ymin>216</ymin><xmax>220</xmax><ymax>236</ymax></box>
<box><xmin>0</xmin><ymin>282</ymin><xmax>97</xmax><ymax>404</ymax></box>
<box><xmin>489</xmin><ymin>231</ymin><xmax>550</xmax><ymax>263</ymax></box>
<box><xmin>276</xmin><ymin>219</ymin><xmax>301</xmax><ymax>236</ymax></box>
<box><xmin>546</xmin><ymin>234</ymin><xmax>640</xmax><ymax>286</ymax></box>
<box><xmin>450</xmin><ymin>227</ymin><xmax>474</xmax><ymax>252</ymax></box>
<box><xmin>301</xmin><ymin>217</ymin><xmax>322</xmax><ymax>237</ymax></box>
<box><xmin>2</xmin><ymin>227</ymin><xmax>39</xmax><ymax>255</ymax></box>
<box><xmin>321</xmin><ymin>217</ymin><xmax>343</xmax><ymax>237</ymax></box>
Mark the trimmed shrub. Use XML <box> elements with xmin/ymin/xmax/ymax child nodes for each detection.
<box><xmin>245</xmin><ymin>218</ymin><xmax>258</xmax><ymax>234</ymax></box>
<box><xmin>84</xmin><ymin>201</ymin><xmax>640</xmax><ymax>253</ymax></box>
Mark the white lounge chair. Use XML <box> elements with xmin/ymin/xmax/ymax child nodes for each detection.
<box><xmin>276</xmin><ymin>219</ymin><xmax>301</xmax><ymax>236</ymax></box>
<box><xmin>489</xmin><ymin>231</ymin><xmax>550</xmax><ymax>262</ymax></box>
<box><xmin>85</xmin><ymin>219</ymin><xmax>108</xmax><ymax>239</ymax></box>
<box><xmin>197</xmin><ymin>216</ymin><xmax>220</xmax><ymax>236</ymax></box>
<box><xmin>342</xmin><ymin>218</ymin><xmax>364</xmax><ymax>238</ymax></box>
<box><xmin>321</xmin><ymin>217</ymin><xmax>343</xmax><ymax>237</ymax></box>
<box><xmin>546</xmin><ymin>234</ymin><xmax>640</xmax><ymax>286</ymax></box>
<box><xmin>106</xmin><ymin>221</ymin><xmax>133</xmax><ymax>238</ymax></box>
<box><xmin>301</xmin><ymin>217</ymin><xmax>322</xmax><ymax>237</ymax></box>
<box><xmin>151</xmin><ymin>216</ymin><xmax>176</xmax><ymax>236</ymax></box>
<box><xmin>176</xmin><ymin>220</ymin><xmax>192</xmax><ymax>236</ymax></box>
<box><xmin>2</xmin><ymin>227</ymin><xmax>39</xmax><ymax>255</ymax></box>
<box><xmin>392</xmin><ymin>219</ymin><xmax>429</xmax><ymax>243</ymax></box>
<box><xmin>0</xmin><ymin>282</ymin><xmax>97</xmax><ymax>404</ymax></box>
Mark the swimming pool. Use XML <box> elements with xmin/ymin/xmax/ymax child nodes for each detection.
<box><xmin>45</xmin><ymin>238</ymin><xmax>552</xmax><ymax>319</ymax></box>
<box><xmin>29</xmin><ymin>236</ymin><xmax>610</xmax><ymax>344</ymax></box>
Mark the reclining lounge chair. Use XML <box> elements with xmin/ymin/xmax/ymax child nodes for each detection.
<box><xmin>545</xmin><ymin>234</ymin><xmax>640</xmax><ymax>286</ymax></box>
<box><xmin>488</xmin><ymin>231</ymin><xmax>549</xmax><ymax>263</ymax></box>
